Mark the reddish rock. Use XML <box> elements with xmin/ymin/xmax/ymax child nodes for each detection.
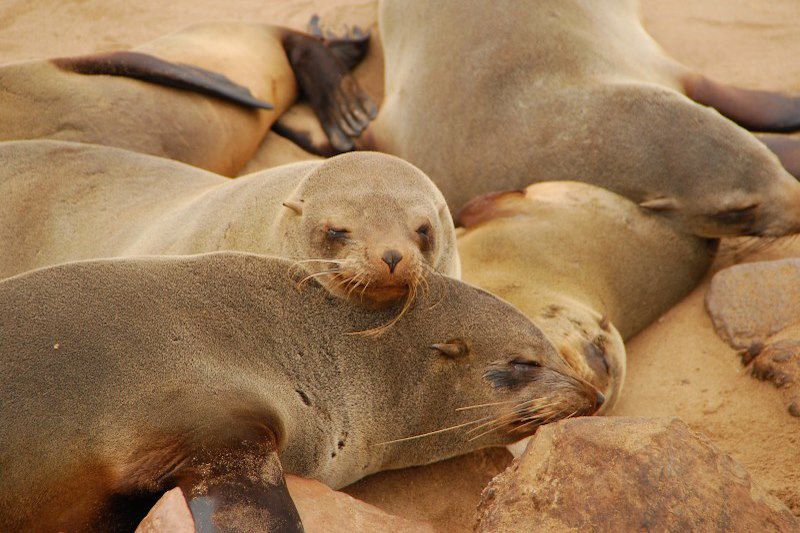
<box><xmin>135</xmin><ymin>477</ymin><xmax>432</xmax><ymax>533</ymax></box>
<box><xmin>706</xmin><ymin>259</ymin><xmax>800</xmax><ymax>350</ymax></box>
<box><xmin>135</xmin><ymin>487</ymin><xmax>194</xmax><ymax>533</ymax></box>
<box><xmin>286</xmin><ymin>475</ymin><xmax>434</xmax><ymax>532</ymax></box>
<box><xmin>475</xmin><ymin>417</ymin><xmax>798</xmax><ymax>532</ymax></box>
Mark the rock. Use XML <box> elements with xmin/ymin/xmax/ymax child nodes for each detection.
<box><xmin>706</xmin><ymin>259</ymin><xmax>800</xmax><ymax>350</ymax></box>
<box><xmin>286</xmin><ymin>475</ymin><xmax>434</xmax><ymax>533</ymax></box>
<box><xmin>135</xmin><ymin>477</ymin><xmax>432</xmax><ymax>533</ymax></box>
<box><xmin>135</xmin><ymin>488</ymin><xmax>194</xmax><ymax>533</ymax></box>
<box><xmin>344</xmin><ymin>448</ymin><xmax>512</xmax><ymax>531</ymax></box>
<box><xmin>475</xmin><ymin>417</ymin><xmax>798</xmax><ymax>532</ymax></box>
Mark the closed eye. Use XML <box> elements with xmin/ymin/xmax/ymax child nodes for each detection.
<box><xmin>710</xmin><ymin>204</ymin><xmax>758</xmax><ymax>226</ymax></box>
<box><xmin>510</xmin><ymin>358</ymin><xmax>541</xmax><ymax>371</ymax></box>
<box><xmin>416</xmin><ymin>223</ymin><xmax>433</xmax><ymax>250</ymax></box>
<box><xmin>326</xmin><ymin>227</ymin><xmax>350</xmax><ymax>240</ymax></box>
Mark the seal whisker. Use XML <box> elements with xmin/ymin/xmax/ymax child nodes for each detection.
<box><xmin>373</xmin><ymin>416</ymin><xmax>491</xmax><ymax>446</ymax></box>
<box><xmin>455</xmin><ymin>400</ymin><xmax>516</xmax><ymax>411</ymax></box>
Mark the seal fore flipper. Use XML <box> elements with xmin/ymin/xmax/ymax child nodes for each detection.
<box><xmin>52</xmin><ymin>51</ymin><xmax>274</xmax><ymax>110</ymax></box>
<box><xmin>176</xmin><ymin>439</ymin><xmax>304</xmax><ymax>533</ymax></box>
<box><xmin>282</xmin><ymin>28</ymin><xmax>377</xmax><ymax>153</ymax></box>
<box><xmin>683</xmin><ymin>74</ymin><xmax>800</xmax><ymax>133</ymax></box>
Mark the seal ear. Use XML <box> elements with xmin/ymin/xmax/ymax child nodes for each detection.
<box><xmin>282</xmin><ymin>199</ymin><xmax>304</xmax><ymax>215</ymax></box>
<box><xmin>430</xmin><ymin>340</ymin><xmax>469</xmax><ymax>359</ymax></box>
<box><xmin>638</xmin><ymin>197</ymin><xmax>679</xmax><ymax>212</ymax></box>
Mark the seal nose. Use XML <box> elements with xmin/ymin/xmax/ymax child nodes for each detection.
<box><xmin>382</xmin><ymin>250</ymin><xmax>403</xmax><ymax>274</ymax></box>
<box><xmin>594</xmin><ymin>390</ymin><xmax>605</xmax><ymax>409</ymax></box>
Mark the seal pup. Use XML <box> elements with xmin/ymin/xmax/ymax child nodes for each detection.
<box><xmin>365</xmin><ymin>0</ymin><xmax>800</xmax><ymax>238</ymax></box>
<box><xmin>0</xmin><ymin>21</ymin><xmax>375</xmax><ymax>175</ymax></box>
<box><xmin>0</xmin><ymin>252</ymin><xmax>601</xmax><ymax>531</ymax></box>
<box><xmin>0</xmin><ymin>140</ymin><xmax>458</xmax><ymax>307</ymax></box>
<box><xmin>457</xmin><ymin>182</ymin><xmax>717</xmax><ymax>412</ymax></box>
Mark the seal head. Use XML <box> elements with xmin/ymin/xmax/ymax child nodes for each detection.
<box><xmin>277</xmin><ymin>151</ymin><xmax>459</xmax><ymax>307</ymax></box>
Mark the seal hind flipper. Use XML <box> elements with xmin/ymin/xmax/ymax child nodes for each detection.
<box><xmin>282</xmin><ymin>31</ymin><xmax>377</xmax><ymax>153</ymax></box>
<box><xmin>52</xmin><ymin>51</ymin><xmax>274</xmax><ymax>110</ymax></box>
<box><xmin>757</xmin><ymin>134</ymin><xmax>800</xmax><ymax>179</ymax></box>
<box><xmin>176</xmin><ymin>439</ymin><xmax>304</xmax><ymax>532</ymax></box>
<box><xmin>683</xmin><ymin>74</ymin><xmax>800</xmax><ymax>133</ymax></box>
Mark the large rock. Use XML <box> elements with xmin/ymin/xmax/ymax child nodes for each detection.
<box><xmin>136</xmin><ymin>476</ymin><xmax>432</xmax><ymax>532</ymax></box>
<box><xmin>706</xmin><ymin>258</ymin><xmax>800</xmax><ymax>350</ymax></box>
<box><xmin>475</xmin><ymin>417</ymin><xmax>798</xmax><ymax>532</ymax></box>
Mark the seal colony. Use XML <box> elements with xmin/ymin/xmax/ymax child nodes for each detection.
<box><xmin>0</xmin><ymin>21</ymin><xmax>375</xmax><ymax>175</ymax></box>
<box><xmin>366</xmin><ymin>0</ymin><xmax>800</xmax><ymax>238</ymax></box>
<box><xmin>0</xmin><ymin>252</ymin><xmax>601</xmax><ymax>531</ymax></box>
<box><xmin>456</xmin><ymin>182</ymin><xmax>717</xmax><ymax>413</ymax></box>
<box><xmin>0</xmin><ymin>140</ymin><xmax>459</xmax><ymax>307</ymax></box>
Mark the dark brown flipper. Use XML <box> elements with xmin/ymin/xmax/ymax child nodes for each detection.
<box><xmin>757</xmin><ymin>133</ymin><xmax>800</xmax><ymax>179</ymax></box>
<box><xmin>176</xmin><ymin>439</ymin><xmax>303</xmax><ymax>533</ymax></box>
<box><xmin>683</xmin><ymin>74</ymin><xmax>800</xmax><ymax>133</ymax></box>
<box><xmin>52</xmin><ymin>51</ymin><xmax>274</xmax><ymax>110</ymax></box>
<box><xmin>281</xmin><ymin>26</ymin><xmax>377</xmax><ymax>153</ymax></box>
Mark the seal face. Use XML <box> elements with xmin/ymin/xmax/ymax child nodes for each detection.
<box><xmin>0</xmin><ymin>252</ymin><xmax>600</xmax><ymax>531</ymax></box>
<box><xmin>368</xmin><ymin>0</ymin><xmax>800</xmax><ymax>239</ymax></box>
<box><xmin>279</xmin><ymin>151</ymin><xmax>458</xmax><ymax>308</ymax></box>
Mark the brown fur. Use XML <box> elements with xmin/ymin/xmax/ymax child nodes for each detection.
<box><xmin>0</xmin><ymin>140</ymin><xmax>459</xmax><ymax>304</ymax></box>
<box><xmin>366</xmin><ymin>0</ymin><xmax>800</xmax><ymax>238</ymax></box>
<box><xmin>457</xmin><ymin>182</ymin><xmax>717</xmax><ymax>412</ymax></box>
<box><xmin>0</xmin><ymin>252</ymin><xmax>598</xmax><ymax>530</ymax></box>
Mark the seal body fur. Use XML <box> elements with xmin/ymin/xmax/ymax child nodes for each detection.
<box><xmin>457</xmin><ymin>182</ymin><xmax>717</xmax><ymax>411</ymax></box>
<box><xmin>368</xmin><ymin>0</ymin><xmax>800</xmax><ymax>238</ymax></box>
<box><xmin>0</xmin><ymin>21</ymin><xmax>374</xmax><ymax>175</ymax></box>
<box><xmin>0</xmin><ymin>252</ymin><xmax>598</xmax><ymax>530</ymax></box>
<box><xmin>0</xmin><ymin>140</ymin><xmax>460</xmax><ymax>302</ymax></box>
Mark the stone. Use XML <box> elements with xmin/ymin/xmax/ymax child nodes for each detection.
<box><xmin>706</xmin><ymin>258</ymin><xmax>800</xmax><ymax>350</ymax></box>
<box><xmin>135</xmin><ymin>476</ymin><xmax>432</xmax><ymax>533</ymax></box>
<box><xmin>135</xmin><ymin>488</ymin><xmax>194</xmax><ymax>533</ymax></box>
<box><xmin>475</xmin><ymin>417</ymin><xmax>798</xmax><ymax>532</ymax></box>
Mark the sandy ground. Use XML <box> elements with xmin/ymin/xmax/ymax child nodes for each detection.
<box><xmin>2</xmin><ymin>0</ymin><xmax>800</xmax><ymax>529</ymax></box>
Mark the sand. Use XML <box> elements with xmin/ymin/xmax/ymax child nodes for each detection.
<box><xmin>1</xmin><ymin>0</ymin><xmax>799</xmax><ymax>529</ymax></box>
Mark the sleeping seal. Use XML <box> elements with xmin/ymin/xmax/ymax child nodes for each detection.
<box><xmin>0</xmin><ymin>140</ymin><xmax>458</xmax><ymax>307</ymax></box>
<box><xmin>0</xmin><ymin>21</ymin><xmax>375</xmax><ymax>175</ymax></box>
<box><xmin>0</xmin><ymin>252</ymin><xmax>601</xmax><ymax>531</ymax></box>
<box><xmin>365</xmin><ymin>0</ymin><xmax>800</xmax><ymax>238</ymax></box>
<box><xmin>457</xmin><ymin>182</ymin><xmax>717</xmax><ymax>413</ymax></box>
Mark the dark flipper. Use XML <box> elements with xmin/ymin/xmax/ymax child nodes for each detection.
<box><xmin>52</xmin><ymin>51</ymin><xmax>274</xmax><ymax>110</ymax></box>
<box><xmin>176</xmin><ymin>439</ymin><xmax>303</xmax><ymax>533</ymax></box>
<box><xmin>282</xmin><ymin>27</ymin><xmax>377</xmax><ymax>153</ymax></box>
<box><xmin>683</xmin><ymin>74</ymin><xmax>800</xmax><ymax>133</ymax></box>
<box><xmin>757</xmin><ymin>133</ymin><xmax>800</xmax><ymax>179</ymax></box>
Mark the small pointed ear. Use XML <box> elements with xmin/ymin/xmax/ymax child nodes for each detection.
<box><xmin>429</xmin><ymin>339</ymin><xmax>469</xmax><ymax>359</ymax></box>
<box><xmin>436</xmin><ymin>198</ymin><xmax>448</xmax><ymax>215</ymax></box>
<box><xmin>282</xmin><ymin>199</ymin><xmax>304</xmax><ymax>215</ymax></box>
<box><xmin>638</xmin><ymin>197</ymin><xmax>679</xmax><ymax>212</ymax></box>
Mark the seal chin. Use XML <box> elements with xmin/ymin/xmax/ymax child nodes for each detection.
<box><xmin>315</xmin><ymin>272</ymin><xmax>412</xmax><ymax>307</ymax></box>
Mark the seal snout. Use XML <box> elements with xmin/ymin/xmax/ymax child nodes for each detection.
<box><xmin>382</xmin><ymin>249</ymin><xmax>403</xmax><ymax>274</ymax></box>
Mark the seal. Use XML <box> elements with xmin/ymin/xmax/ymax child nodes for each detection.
<box><xmin>365</xmin><ymin>0</ymin><xmax>800</xmax><ymax>238</ymax></box>
<box><xmin>456</xmin><ymin>182</ymin><xmax>717</xmax><ymax>413</ymax></box>
<box><xmin>0</xmin><ymin>140</ymin><xmax>459</xmax><ymax>308</ymax></box>
<box><xmin>0</xmin><ymin>21</ymin><xmax>376</xmax><ymax>176</ymax></box>
<box><xmin>0</xmin><ymin>252</ymin><xmax>602</xmax><ymax>531</ymax></box>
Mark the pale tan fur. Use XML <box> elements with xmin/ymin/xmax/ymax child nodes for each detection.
<box><xmin>367</xmin><ymin>0</ymin><xmax>800</xmax><ymax>238</ymax></box>
<box><xmin>0</xmin><ymin>140</ymin><xmax>460</xmax><ymax>301</ymax></box>
<box><xmin>457</xmin><ymin>182</ymin><xmax>716</xmax><ymax>412</ymax></box>
<box><xmin>0</xmin><ymin>22</ymin><xmax>297</xmax><ymax>176</ymax></box>
<box><xmin>0</xmin><ymin>252</ymin><xmax>595</xmax><ymax>530</ymax></box>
